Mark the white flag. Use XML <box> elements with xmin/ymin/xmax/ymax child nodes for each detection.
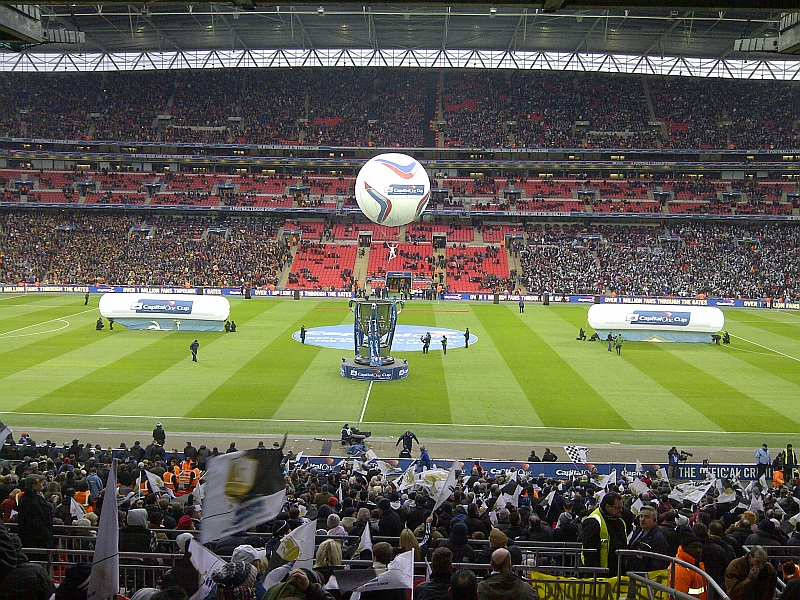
<box><xmin>351</xmin><ymin>550</ymin><xmax>414</xmax><ymax>599</ymax></box>
<box><xmin>357</xmin><ymin>519</ymin><xmax>373</xmax><ymax>556</ymax></box>
<box><xmin>669</xmin><ymin>481</ymin><xmax>714</xmax><ymax>505</ymax></box>
<box><xmin>274</xmin><ymin>520</ymin><xmax>316</xmax><ymax>570</ymax></box>
<box><xmin>395</xmin><ymin>462</ymin><xmax>417</xmax><ymax>491</ymax></box>
<box><xmin>200</xmin><ymin>449</ymin><xmax>287</xmax><ymax>544</ymax></box>
<box><xmin>188</xmin><ymin>537</ymin><xmax>226</xmax><ymax>600</ymax></box>
<box><xmin>630</xmin><ymin>498</ymin><xmax>645</xmax><ymax>516</ymax></box>
<box><xmin>595</xmin><ymin>470</ymin><xmax>617</xmax><ymax>490</ymax></box>
<box><xmin>145</xmin><ymin>469</ymin><xmax>175</xmax><ymax>498</ymax></box>
<box><xmin>630</xmin><ymin>478</ymin><xmax>650</xmax><ymax>495</ymax></box>
<box><xmin>87</xmin><ymin>461</ymin><xmax>119</xmax><ymax>600</ymax></box>
<box><xmin>433</xmin><ymin>461</ymin><xmax>459</xmax><ymax>512</ymax></box>
<box><xmin>338</xmin><ymin>483</ymin><xmax>344</xmax><ymax>504</ymax></box>
<box><xmin>749</xmin><ymin>494</ymin><xmax>764</xmax><ymax>514</ymax></box>
<box><xmin>635</xmin><ymin>460</ymin><xmax>644</xmax><ymax>474</ymax></box>
<box><xmin>69</xmin><ymin>497</ymin><xmax>87</xmax><ymax>520</ymax></box>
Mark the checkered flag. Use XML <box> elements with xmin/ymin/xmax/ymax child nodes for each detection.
<box><xmin>564</xmin><ymin>445</ymin><xmax>590</xmax><ymax>464</ymax></box>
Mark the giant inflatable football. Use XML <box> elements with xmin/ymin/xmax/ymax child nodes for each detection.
<box><xmin>354</xmin><ymin>153</ymin><xmax>431</xmax><ymax>227</ymax></box>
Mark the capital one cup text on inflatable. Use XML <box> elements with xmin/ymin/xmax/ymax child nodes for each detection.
<box><xmin>354</xmin><ymin>153</ymin><xmax>431</xmax><ymax>227</ymax></box>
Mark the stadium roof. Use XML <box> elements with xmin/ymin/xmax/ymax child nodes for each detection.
<box><xmin>2</xmin><ymin>3</ymin><xmax>800</xmax><ymax>77</ymax></box>
<box><xmin>6</xmin><ymin>3</ymin><xmax>786</xmax><ymax>58</ymax></box>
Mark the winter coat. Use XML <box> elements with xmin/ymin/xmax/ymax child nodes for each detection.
<box><xmin>477</xmin><ymin>572</ymin><xmax>539</xmax><ymax>600</ymax></box>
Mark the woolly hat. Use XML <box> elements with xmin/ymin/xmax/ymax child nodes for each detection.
<box><xmin>758</xmin><ymin>518</ymin><xmax>776</xmax><ymax>533</ymax></box>
<box><xmin>177</xmin><ymin>515</ymin><xmax>194</xmax><ymax>530</ymax></box>
<box><xmin>377</xmin><ymin>498</ymin><xmax>392</xmax><ymax>511</ymax></box>
<box><xmin>212</xmin><ymin>561</ymin><xmax>257</xmax><ymax>589</ymax></box>
<box><xmin>54</xmin><ymin>562</ymin><xmax>92</xmax><ymax>600</ymax></box>
<box><xmin>558</xmin><ymin>512</ymin><xmax>574</xmax><ymax>526</ymax></box>
<box><xmin>272</xmin><ymin>520</ymin><xmax>290</xmax><ymax>537</ymax></box>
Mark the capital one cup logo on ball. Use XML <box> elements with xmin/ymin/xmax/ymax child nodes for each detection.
<box><xmin>355</xmin><ymin>153</ymin><xmax>431</xmax><ymax>227</ymax></box>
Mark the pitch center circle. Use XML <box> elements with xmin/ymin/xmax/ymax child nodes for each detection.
<box><xmin>293</xmin><ymin>325</ymin><xmax>476</xmax><ymax>351</ymax></box>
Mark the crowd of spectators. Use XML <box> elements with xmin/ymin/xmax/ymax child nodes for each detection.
<box><xmin>0</xmin><ymin>211</ymin><xmax>290</xmax><ymax>288</ymax></box>
<box><xmin>2</xmin><ymin>209</ymin><xmax>799</xmax><ymax>299</ymax></box>
<box><xmin>2</xmin><ymin>69</ymin><xmax>800</xmax><ymax>149</ymax></box>
<box><xmin>519</xmin><ymin>221</ymin><xmax>800</xmax><ymax>300</ymax></box>
<box><xmin>2</xmin><ymin>432</ymin><xmax>800</xmax><ymax>600</ymax></box>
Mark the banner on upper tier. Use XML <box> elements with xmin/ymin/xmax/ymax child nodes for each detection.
<box><xmin>298</xmin><ymin>457</ymin><xmax>765</xmax><ymax>481</ymax></box>
<box><xmin>1</xmin><ymin>286</ymin><xmax>798</xmax><ymax>310</ymax></box>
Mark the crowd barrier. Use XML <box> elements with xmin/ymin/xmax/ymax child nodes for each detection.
<box><xmin>2</xmin><ymin>284</ymin><xmax>798</xmax><ymax>310</ymax></box>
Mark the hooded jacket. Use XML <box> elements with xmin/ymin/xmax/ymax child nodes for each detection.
<box><xmin>670</xmin><ymin>546</ymin><xmax>708</xmax><ymax>600</ymax></box>
<box><xmin>439</xmin><ymin>522</ymin><xmax>474</xmax><ymax>563</ymax></box>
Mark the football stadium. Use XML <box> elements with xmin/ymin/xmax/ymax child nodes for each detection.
<box><xmin>1</xmin><ymin>1</ymin><xmax>800</xmax><ymax>599</ymax></box>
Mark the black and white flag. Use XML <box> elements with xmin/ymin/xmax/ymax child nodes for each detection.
<box><xmin>201</xmin><ymin>448</ymin><xmax>287</xmax><ymax>544</ymax></box>
<box><xmin>0</xmin><ymin>422</ymin><xmax>11</xmax><ymax>445</ymax></box>
<box><xmin>564</xmin><ymin>445</ymin><xmax>590</xmax><ymax>464</ymax></box>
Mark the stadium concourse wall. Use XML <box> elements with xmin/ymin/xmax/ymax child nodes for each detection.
<box><xmin>1</xmin><ymin>284</ymin><xmax>799</xmax><ymax>311</ymax></box>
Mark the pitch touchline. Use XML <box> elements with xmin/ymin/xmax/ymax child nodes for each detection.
<box><xmin>1</xmin><ymin>411</ymin><xmax>793</xmax><ymax>436</ymax></box>
<box><xmin>733</xmin><ymin>334</ymin><xmax>800</xmax><ymax>363</ymax></box>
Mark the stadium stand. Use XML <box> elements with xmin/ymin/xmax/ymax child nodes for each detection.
<box><xmin>285</xmin><ymin>242</ymin><xmax>357</xmax><ymax>290</ymax></box>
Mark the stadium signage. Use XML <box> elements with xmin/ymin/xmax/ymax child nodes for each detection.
<box><xmin>339</xmin><ymin>364</ymin><xmax>408</xmax><ymax>381</ymax></box>
<box><xmin>0</xmin><ymin>287</ymin><xmax>794</xmax><ymax>313</ymax></box>
<box><xmin>131</xmin><ymin>299</ymin><xmax>194</xmax><ymax>314</ymax></box>
<box><xmin>297</xmin><ymin>458</ymin><xmax>763</xmax><ymax>481</ymax></box>
<box><xmin>386</xmin><ymin>184</ymin><xmax>426</xmax><ymax>195</ymax></box>
<box><xmin>625</xmin><ymin>310</ymin><xmax>691</xmax><ymax>326</ymax></box>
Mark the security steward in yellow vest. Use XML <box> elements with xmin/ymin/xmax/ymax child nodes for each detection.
<box><xmin>580</xmin><ymin>491</ymin><xmax>628</xmax><ymax>577</ymax></box>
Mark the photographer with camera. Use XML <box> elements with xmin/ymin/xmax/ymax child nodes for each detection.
<box><xmin>668</xmin><ymin>447</ymin><xmax>693</xmax><ymax>481</ymax></box>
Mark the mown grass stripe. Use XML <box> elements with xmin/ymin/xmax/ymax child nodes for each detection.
<box><xmin>431</xmin><ymin>302</ymin><xmax>543</xmax><ymax>427</ymax></box>
<box><xmin>100</xmin><ymin>298</ymin><xmax>283</xmax><ymax>417</ymax></box>
<box><xmin>541</xmin><ymin>306</ymin><xmax>724</xmax><ymax>432</ymax></box>
<box><xmin>16</xmin><ymin>331</ymin><xmax>206</xmax><ymax>414</ymax></box>
<box><xmin>724</xmin><ymin>309</ymin><xmax>800</xmax><ymax>355</ymax></box>
<box><xmin>3</xmin><ymin>327</ymin><xmax>167</xmax><ymax>411</ymax></box>
<box><xmin>660</xmin><ymin>342</ymin><xmax>800</xmax><ymax>430</ymax></box>
<box><xmin>365</xmin><ymin>303</ymin><xmax>453</xmax><ymax>426</ymax></box>
<box><xmin>473</xmin><ymin>303</ymin><xmax>630</xmax><ymax>430</ymax></box>
<box><xmin>0</xmin><ymin>304</ymin><xmax>99</xmax><ymax>357</ymax></box>
<box><xmin>624</xmin><ymin>342</ymin><xmax>789</xmax><ymax>431</ymax></box>
<box><xmin>186</xmin><ymin>300</ymin><xmax>332</xmax><ymax>420</ymax></box>
<box><xmin>272</xmin><ymin>307</ymin><xmax>371</xmax><ymax>424</ymax></box>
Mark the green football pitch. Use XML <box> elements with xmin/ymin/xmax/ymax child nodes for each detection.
<box><xmin>0</xmin><ymin>293</ymin><xmax>798</xmax><ymax>449</ymax></box>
